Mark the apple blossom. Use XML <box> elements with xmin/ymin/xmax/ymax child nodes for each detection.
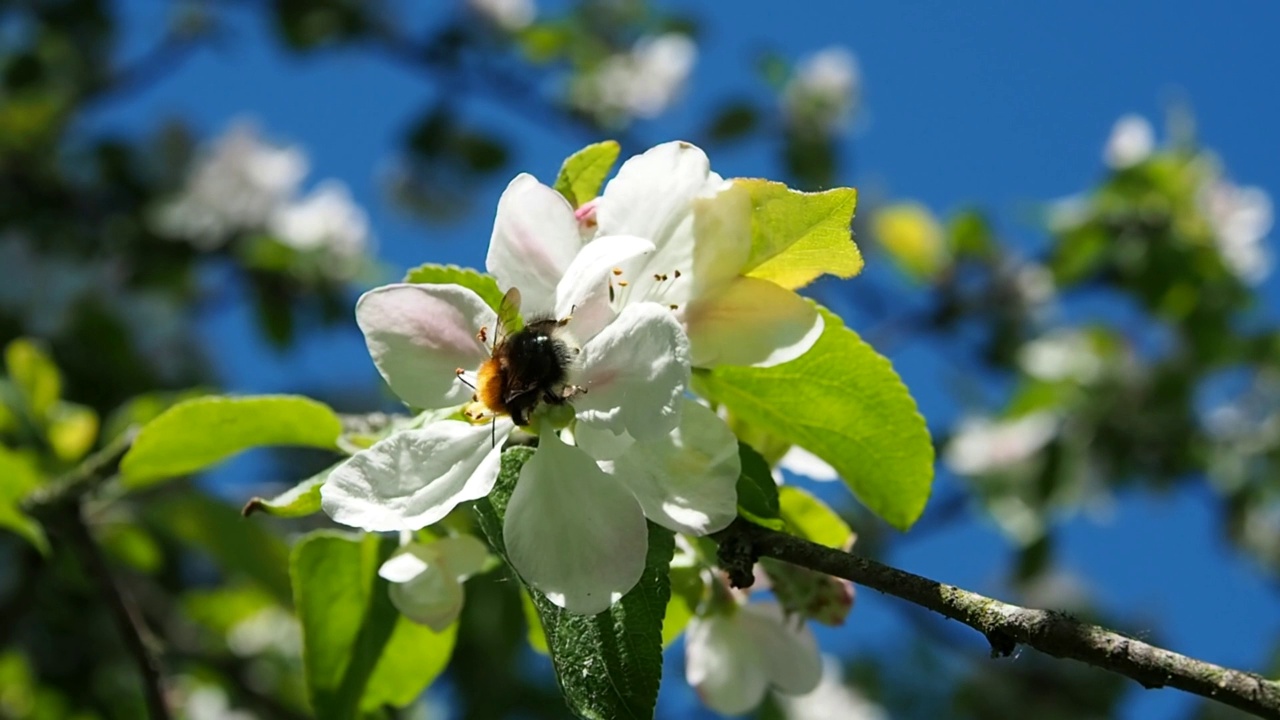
<box><xmin>269</xmin><ymin>180</ymin><xmax>372</xmax><ymax>278</ymax></box>
<box><xmin>322</xmin><ymin>165</ymin><xmax>742</xmax><ymax>614</ymax></box>
<box><xmin>590</xmin><ymin>141</ymin><xmax>826</xmax><ymax>367</ymax></box>
<box><xmin>783</xmin><ymin>47</ymin><xmax>861</xmax><ymax>136</ymax></box>
<box><xmin>1103</xmin><ymin>114</ymin><xmax>1155</xmax><ymax>170</ymax></box>
<box><xmin>685</xmin><ymin>600</ymin><xmax>823</xmax><ymax>715</ymax></box>
<box><xmin>379</xmin><ymin>535</ymin><xmax>489</xmax><ymax>631</ymax></box>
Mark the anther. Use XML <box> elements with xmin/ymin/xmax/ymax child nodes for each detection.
<box><xmin>618</xmin><ymin>280</ymin><xmax>629</xmax><ymax>287</ymax></box>
<box><xmin>673</xmin><ymin>269</ymin><xmax>682</xmax><ymax>278</ymax></box>
<box><xmin>612</xmin><ymin>268</ymin><xmax>623</xmax><ymax>276</ymax></box>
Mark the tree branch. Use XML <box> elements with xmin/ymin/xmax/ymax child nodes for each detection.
<box><xmin>59</xmin><ymin>504</ymin><xmax>172</xmax><ymax>720</ymax></box>
<box><xmin>713</xmin><ymin>518</ymin><xmax>1280</xmax><ymax>720</ymax></box>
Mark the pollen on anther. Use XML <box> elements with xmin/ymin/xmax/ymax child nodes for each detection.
<box><xmin>618</xmin><ymin>280</ymin><xmax>629</xmax><ymax>287</ymax></box>
<box><xmin>612</xmin><ymin>267</ymin><xmax>623</xmax><ymax>276</ymax></box>
<box><xmin>455</xmin><ymin>367</ymin><xmax>465</xmax><ymax>375</ymax></box>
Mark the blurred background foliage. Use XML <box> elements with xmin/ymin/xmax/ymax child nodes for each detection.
<box><xmin>0</xmin><ymin>1</ymin><xmax>1277</xmax><ymax>719</ymax></box>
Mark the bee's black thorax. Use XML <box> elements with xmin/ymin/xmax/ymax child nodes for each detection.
<box><xmin>495</xmin><ymin>318</ymin><xmax>574</xmax><ymax>425</ymax></box>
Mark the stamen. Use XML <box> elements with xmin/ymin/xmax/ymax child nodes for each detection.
<box><xmin>618</xmin><ymin>280</ymin><xmax>629</xmax><ymax>287</ymax></box>
<box><xmin>612</xmin><ymin>267</ymin><xmax>624</xmax><ymax>276</ymax></box>
<box><xmin>669</xmin><ymin>304</ymin><xmax>679</xmax><ymax>310</ymax></box>
<box><xmin>673</xmin><ymin>269</ymin><xmax>682</xmax><ymax>278</ymax></box>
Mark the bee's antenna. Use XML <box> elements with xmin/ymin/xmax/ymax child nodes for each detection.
<box><xmin>454</xmin><ymin>368</ymin><xmax>476</xmax><ymax>390</ymax></box>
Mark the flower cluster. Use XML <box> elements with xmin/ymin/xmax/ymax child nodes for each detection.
<box><xmin>782</xmin><ymin>46</ymin><xmax>861</xmax><ymax>136</ymax></box>
<box><xmin>322</xmin><ymin>141</ymin><xmax>827</xmax><ymax>616</ymax></box>
<box><xmin>570</xmin><ymin>34</ymin><xmax>697</xmax><ymax>127</ymax></box>
<box><xmin>153</xmin><ymin>119</ymin><xmax>372</xmax><ymax>279</ymax></box>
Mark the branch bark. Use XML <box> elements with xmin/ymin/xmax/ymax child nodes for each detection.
<box><xmin>713</xmin><ymin>518</ymin><xmax>1280</xmax><ymax>720</ymax></box>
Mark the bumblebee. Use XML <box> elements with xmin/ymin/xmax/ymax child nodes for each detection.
<box><xmin>467</xmin><ymin>288</ymin><xmax>580</xmax><ymax>426</ymax></box>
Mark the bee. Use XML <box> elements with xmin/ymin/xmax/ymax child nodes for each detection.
<box><xmin>462</xmin><ymin>288</ymin><xmax>581</xmax><ymax>427</ymax></box>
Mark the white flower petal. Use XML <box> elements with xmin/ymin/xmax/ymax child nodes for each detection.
<box><xmin>554</xmin><ymin>234</ymin><xmax>654</xmax><ymax>341</ymax></box>
<box><xmin>382</xmin><ymin>545</ymin><xmax>464</xmax><ymax>631</ymax></box>
<box><xmin>356</xmin><ymin>284</ymin><xmax>496</xmax><ymax>409</ymax></box>
<box><xmin>597</xmin><ymin>141</ymin><xmax>715</xmax><ymax>249</ymax></box>
<box><xmin>686</xmin><ymin>613</ymin><xmax>770</xmax><ymax>716</ymax></box>
<box><xmin>607</xmin><ymin>399</ymin><xmax>739</xmax><ymax>535</ymax></box>
<box><xmin>486</xmin><ymin>174</ymin><xmax>584</xmax><ymax>315</ymax></box>
<box><xmin>572</xmin><ymin>422</ymin><xmax>635</xmax><ymax>462</ymax></box>
<box><xmin>432</xmin><ymin>535</ymin><xmax>490</xmax><ymax>581</ymax></box>
<box><xmin>503</xmin><ymin>431</ymin><xmax>648</xmax><ymax>614</ymax></box>
<box><xmin>740</xmin><ymin>603</ymin><xmax>823</xmax><ymax>696</ymax></box>
<box><xmin>779</xmin><ymin>446</ymin><xmax>839</xmax><ymax>482</ymax></box>
<box><xmin>574</xmin><ymin>303</ymin><xmax>690</xmax><ymax>440</ymax></box>
<box><xmin>321</xmin><ymin>420</ymin><xmax>513</xmax><ymax>532</ymax></box>
<box><xmin>685</xmin><ymin>276</ymin><xmax>824</xmax><ymax>367</ymax></box>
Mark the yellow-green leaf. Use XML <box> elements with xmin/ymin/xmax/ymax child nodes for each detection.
<box><xmin>698</xmin><ymin>305</ymin><xmax>933</xmax><ymax>530</ymax></box>
<box><xmin>47</xmin><ymin>402</ymin><xmax>98</xmax><ymax>463</ymax></box>
<box><xmin>5</xmin><ymin>339</ymin><xmax>60</xmax><ymax>419</ymax></box>
<box><xmin>120</xmin><ymin>395</ymin><xmax>343</xmax><ymax>488</ymax></box>
<box><xmin>737</xmin><ymin>179</ymin><xmax>862</xmax><ymax>290</ymax></box>
<box><xmin>0</xmin><ymin>446</ymin><xmax>47</xmax><ymax>554</ymax></box>
<box><xmin>553</xmin><ymin>140</ymin><xmax>621</xmax><ymax>208</ymax></box>
<box><xmin>779</xmin><ymin>486</ymin><xmax>854</xmax><ymax>549</ymax></box>
<box><xmin>403</xmin><ymin>264</ymin><xmax>506</xmax><ymax>314</ymax></box>
<box><xmin>873</xmin><ymin>202</ymin><xmax>949</xmax><ymax>281</ymax></box>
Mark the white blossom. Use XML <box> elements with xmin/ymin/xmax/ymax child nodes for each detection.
<box><xmin>944</xmin><ymin>413</ymin><xmax>1058</xmax><ymax>476</ymax></box>
<box><xmin>154</xmin><ymin>120</ymin><xmax>307</xmax><ymax>248</ymax></box>
<box><xmin>379</xmin><ymin>535</ymin><xmax>489</xmax><ymax>631</ymax></box>
<box><xmin>467</xmin><ymin>0</ymin><xmax>534</xmax><ymax>31</ymax></box>
<box><xmin>686</xmin><ymin>601</ymin><xmax>823</xmax><ymax>715</ymax></box>
<box><xmin>1019</xmin><ymin>329</ymin><xmax>1103</xmax><ymax>384</ymax></box>
<box><xmin>269</xmin><ymin>180</ymin><xmax>372</xmax><ymax>276</ymax></box>
<box><xmin>1103</xmin><ymin>114</ymin><xmax>1155</xmax><ymax>170</ymax></box>
<box><xmin>783</xmin><ymin>47</ymin><xmax>861</xmax><ymax>135</ymax></box>
<box><xmin>1201</xmin><ymin>177</ymin><xmax>1273</xmax><ymax>284</ymax></box>
<box><xmin>322</xmin><ymin>159</ymin><xmax>742</xmax><ymax>614</ymax></box>
<box><xmin>571</xmin><ymin>34</ymin><xmax>696</xmax><ymax>125</ymax></box>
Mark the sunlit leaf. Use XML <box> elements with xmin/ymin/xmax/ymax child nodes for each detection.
<box><xmin>553</xmin><ymin>140</ymin><xmax>621</xmax><ymax>208</ymax></box>
<box><xmin>292</xmin><ymin>532</ymin><xmax>456</xmax><ymax>719</ymax></box>
<box><xmin>475</xmin><ymin>448</ymin><xmax>671</xmax><ymax>720</ymax></box>
<box><xmin>698</xmin><ymin>305</ymin><xmax>933</xmax><ymax>530</ymax></box>
<box><xmin>242</xmin><ymin>465</ymin><xmax>334</xmax><ymax>518</ymax></box>
<box><xmin>0</xmin><ymin>446</ymin><xmax>47</xmax><ymax>554</ymax></box>
<box><xmin>403</xmin><ymin>264</ymin><xmax>506</xmax><ymax>313</ymax></box>
<box><xmin>47</xmin><ymin>402</ymin><xmax>98</xmax><ymax>463</ymax></box>
<box><xmin>736</xmin><ymin>179</ymin><xmax>862</xmax><ymax>289</ymax></box>
<box><xmin>5</xmin><ymin>338</ymin><xmax>60</xmax><ymax>419</ymax></box>
<box><xmin>778</xmin><ymin>486</ymin><xmax>853</xmax><ymax>549</ymax></box>
<box><xmin>120</xmin><ymin>395</ymin><xmax>343</xmax><ymax>488</ymax></box>
<box><xmin>873</xmin><ymin>202</ymin><xmax>949</xmax><ymax>281</ymax></box>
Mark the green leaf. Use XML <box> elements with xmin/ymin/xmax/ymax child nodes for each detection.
<box><xmin>475</xmin><ymin>447</ymin><xmax>672</xmax><ymax>720</ymax></box>
<box><xmin>520</xmin><ymin>588</ymin><xmax>549</xmax><ymax>655</ymax></box>
<box><xmin>698</xmin><ymin>305</ymin><xmax>933</xmax><ymax>530</ymax></box>
<box><xmin>778</xmin><ymin>486</ymin><xmax>853</xmax><ymax>549</ymax></box>
<box><xmin>120</xmin><ymin>395</ymin><xmax>343</xmax><ymax>488</ymax></box>
<box><xmin>553</xmin><ymin>141</ymin><xmax>621</xmax><ymax>208</ymax></box>
<box><xmin>47</xmin><ymin>402</ymin><xmax>98</xmax><ymax>463</ymax></box>
<box><xmin>242</xmin><ymin>465</ymin><xmax>334</xmax><ymax>518</ymax></box>
<box><xmin>662</xmin><ymin>564</ymin><xmax>705</xmax><ymax>647</ymax></box>
<box><xmin>292</xmin><ymin>532</ymin><xmax>457</xmax><ymax>719</ymax></box>
<box><xmin>5</xmin><ymin>338</ymin><xmax>60</xmax><ymax>419</ymax></box>
<box><xmin>736</xmin><ymin>179</ymin><xmax>863</xmax><ymax>290</ymax></box>
<box><xmin>734</xmin><ymin>442</ymin><xmax>783</xmax><ymax>530</ymax></box>
<box><xmin>403</xmin><ymin>264</ymin><xmax>507</xmax><ymax>313</ymax></box>
<box><xmin>0</xmin><ymin>447</ymin><xmax>47</xmax><ymax>554</ymax></box>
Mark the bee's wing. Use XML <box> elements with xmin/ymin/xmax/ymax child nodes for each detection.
<box><xmin>495</xmin><ymin>287</ymin><xmax>524</xmax><ymax>343</ymax></box>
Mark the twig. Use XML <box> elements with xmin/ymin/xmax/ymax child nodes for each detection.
<box><xmin>713</xmin><ymin>518</ymin><xmax>1280</xmax><ymax>720</ymax></box>
<box><xmin>23</xmin><ymin>428</ymin><xmax>137</xmax><ymax>512</ymax></box>
<box><xmin>60</xmin><ymin>505</ymin><xmax>172</xmax><ymax>720</ymax></box>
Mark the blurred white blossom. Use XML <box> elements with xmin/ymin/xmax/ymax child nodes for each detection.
<box><xmin>944</xmin><ymin>413</ymin><xmax>1058</xmax><ymax>476</ymax></box>
<box><xmin>571</xmin><ymin>33</ymin><xmax>696</xmax><ymax>126</ymax></box>
<box><xmin>226</xmin><ymin>606</ymin><xmax>302</xmax><ymax>658</ymax></box>
<box><xmin>1201</xmin><ymin>177</ymin><xmax>1273</xmax><ymax>284</ymax></box>
<box><xmin>1103</xmin><ymin>113</ymin><xmax>1155</xmax><ymax>170</ymax></box>
<box><xmin>180</xmin><ymin>681</ymin><xmax>256</xmax><ymax>720</ymax></box>
<box><xmin>773</xmin><ymin>445</ymin><xmax>839</xmax><ymax>484</ymax></box>
<box><xmin>467</xmin><ymin>0</ymin><xmax>534</xmax><ymax>31</ymax></box>
<box><xmin>776</xmin><ymin>655</ymin><xmax>888</xmax><ymax>720</ymax></box>
<box><xmin>1019</xmin><ymin>329</ymin><xmax>1102</xmax><ymax>384</ymax></box>
<box><xmin>154</xmin><ymin>120</ymin><xmax>307</xmax><ymax>248</ymax></box>
<box><xmin>783</xmin><ymin>47</ymin><xmax>860</xmax><ymax>135</ymax></box>
<box><xmin>270</xmin><ymin>180</ymin><xmax>372</xmax><ymax>276</ymax></box>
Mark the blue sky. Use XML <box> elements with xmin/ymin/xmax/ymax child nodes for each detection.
<box><xmin>94</xmin><ymin>2</ymin><xmax>1280</xmax><ymax>717</ymax></box>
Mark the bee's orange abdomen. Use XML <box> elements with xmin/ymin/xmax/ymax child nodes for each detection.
<box><xmin>476</xmin><ymin>357</ymin><xmax>508</xmax><ymax>415</ymax></box>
